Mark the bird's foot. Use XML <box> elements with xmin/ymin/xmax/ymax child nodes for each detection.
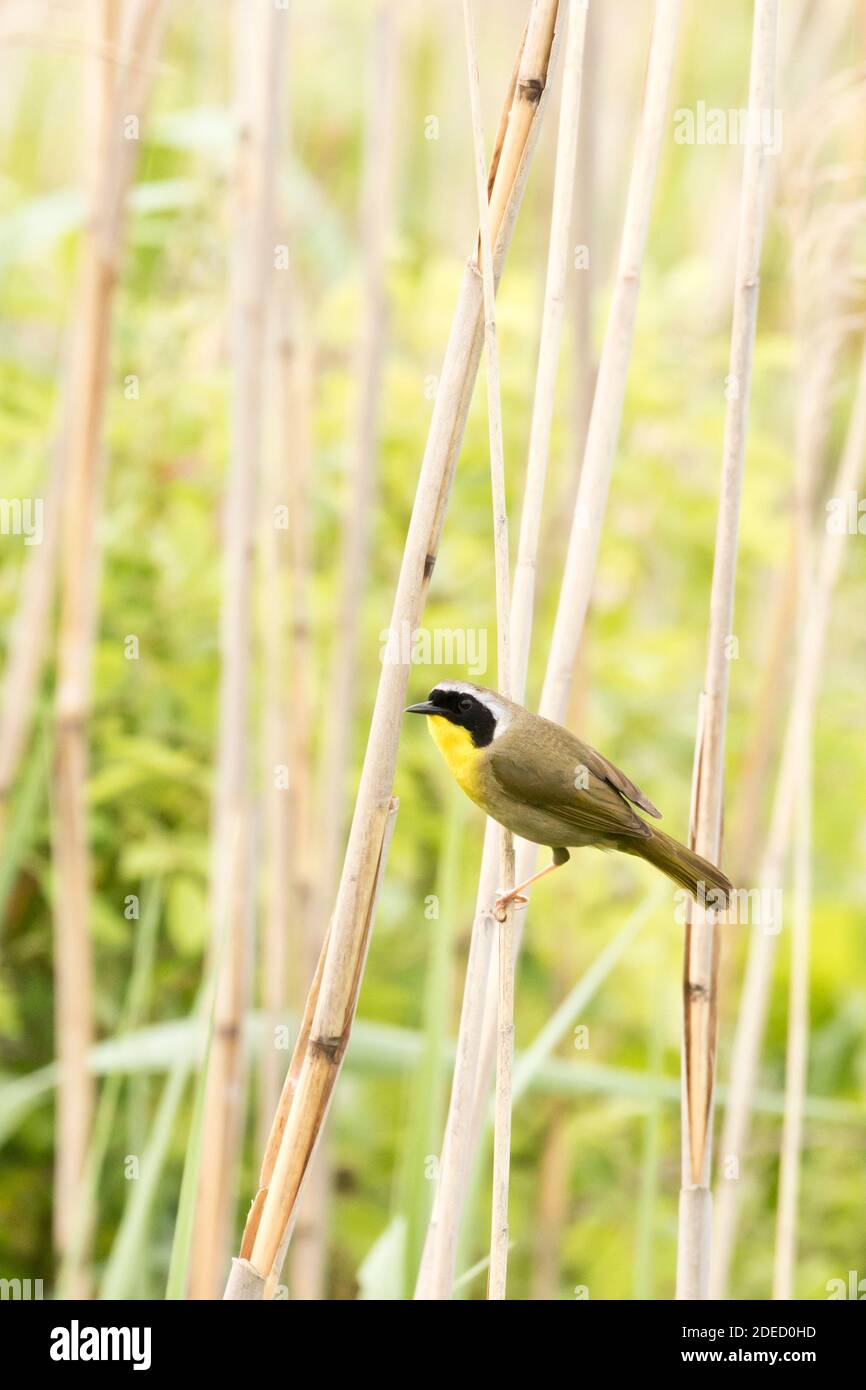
<box><xmin>493</xmin><ymin>889</ymin><xmax>528</xmax><ymax>920</ymax></box>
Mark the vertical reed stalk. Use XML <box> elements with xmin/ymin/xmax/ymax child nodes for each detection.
<box><xmin>400</xmin><ymin>787</ymin><xmax>465</xmax><ymax>1295</ymax></box>
<box><xmin>510</xmin><ymin>0</ymin><xmax>587</xmax><ymax>697</ymax></box>
<box><xmin>258</xmin><ymin>289</ymin><xmax>294</xmax><ymax>1147</ymax></box>
<box><xmin>461</xmin><ymin>0</ymin><xmax>516</xmax><ymax>1301</ymax></box>
<box><xmin>418</xmin><ymin>0</ymin><xmax>677</xmax><ymax>1297</ymax></box>
<box><xmin>538</xmin><ymin>0</ymin><xmax>680</xmax><ymax>720</ymax></box>
<box><xmin>0</xmin><ymin>0</ymin><xmax>125</xmax><ymax>850</ymax></box>
<box><xmin>711</xmin><ymin>334</ymin><xmax>866</xmax><ymax>1296</ymax></box>
<box><xmin>285</xmin><ymin>6</ymin><xmax>399</xmax><ymax>1300</ymax></box>
<box><xmin>712</xmin><ymin>82</ymin><xmax>866</xmax><ymax>1297</ymax></box>
<box><xmin>530</xmin><ymin>658</ymin><xmax>587</xmax><ymax>1300</ymax></box>
<box><xmin>260</xmin><ymin>280</ymin><xmax>316</xmax><ymax>1125</ymax></box>
<box><xmin>530</xmin><ymin>1104</ymin><xmax>569</xmax><ymax>1297</ymax></box>
<box><xmin>771</xmin><ymin>636</ymin><xmax>812</xmax><ymax>1300</ymax></box>
<box><xmin>50</xmin><ymin>0</ymin><xmax>167</xmax><ymax>1286</ymax></box>
<box><xmin>633</xmin><ymin>943</ymin><xmax>666</xmax><ymax>1299</ymax></box>
<box><xmin>188</xmin><ymin>0</ymin><xmax>286</xmax><ymax>1299</ymax></box>
<box><xmin>729</xmin><ymin>220</ymin><xmax>849</xmax><ymax>886</ymax></box>
<box><xmin>225</xmin><ymin>800</ymin><xmax>399</xmax><ymax>1299</ymax></box>
<box><xmin>770</xmin><ymin>150</ymin><xmax>855</xmax><ymax>1310</ymax></box>
<box><xmin>226</xmin><ymin>0</ymin><xmax>562</xmax><ymax>1300</ymax></box>
<box><xmin>283</xmin><ymin>318</ymin><xmax>317</xmax><ymax>1000</ymax></box>
<box><xmin>727</xmin><ymin>543</ymin><xmax>797</xmax><ymax>884</ymax></box>
<box><xmin>568</xmin><ymin>0</ymin><xmax>597</xmax><ymax>480</ymax></box>
<box><xmin>675</xmin><ymin>0</ymin><xmax>778</xmax><ymax>1302</ymax></box>
<box><xmin>319</xmin><ymin>1</ymin><xmax>398</xmax><ymax>899</ymax></box>
<box><xmin>275</xmin><ymin>295</ymin><xmax>323</xmax><ymax>1301</ymax></box>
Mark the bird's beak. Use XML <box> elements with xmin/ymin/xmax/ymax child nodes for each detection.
<box><xmin>404</xmin><ymin>701</ymin><xmax>442</xmax><ymax>716</ymax></box>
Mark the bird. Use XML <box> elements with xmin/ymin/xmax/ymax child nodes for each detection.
<box><xmin>405</xmin><ymin>679</ymin><xmax>733</xmax><ymax>916</ymax></box>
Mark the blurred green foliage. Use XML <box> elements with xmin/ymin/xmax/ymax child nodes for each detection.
<box><xmin>0</xmin><ymin>0</ymin><xmax>864</xmax><ymax>1300</ymax></box>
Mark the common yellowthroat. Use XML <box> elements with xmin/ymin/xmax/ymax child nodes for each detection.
<box><xmin>405</xmin><ymin>680</ymin><xmax>733</xmax><ymax>913</ymax></box>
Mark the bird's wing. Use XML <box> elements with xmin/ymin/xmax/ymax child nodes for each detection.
<box><xmin>489</xmin><ymin>729</ymin><xmax>653</xmax><ymax>844</ymax></box>
<box><xmin>568</xmin><ymin>735</ymin><xmax>662</xmax><ymax>819</ymax></box>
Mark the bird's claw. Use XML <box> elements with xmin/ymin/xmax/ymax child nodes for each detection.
<box><xmin>493</xmin><ymin>890</ymin><xmax>528</xmax><ymax>919</ymax></box>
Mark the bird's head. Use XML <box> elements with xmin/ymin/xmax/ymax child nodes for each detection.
<box><xmin>404</xmin><ymin>680</ymin><xmax>509</xmax><ymax>748</ymax></box>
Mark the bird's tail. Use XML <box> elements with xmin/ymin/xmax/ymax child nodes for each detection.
<box><xmin>632</xmin><ymin>826</ymin><xmax>734</xmax><ymax>909</ymax></box>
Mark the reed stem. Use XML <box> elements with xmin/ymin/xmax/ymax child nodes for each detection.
<box><xmin>676</xmin><ymin>0</ymin><xmax>778</xmax><ymax>1302</ymax></box>
<box><xmin>189</xmin><ymin>0</ymin><xmax>286</xmax><ymax>1298</ymax></box>
<box><xmin>711</xmin><ymin>333</ymin><xmax>866</xmax><ymax>1296</ymax></box>
<box><xmin>227</xmin><ymin>0</ymin><xmax>561</xmax><ymax>1300</ymax></box>
<box><xmin>50</xmin><ymin>0</ymin><xmax>167</xmax><ymax>1289</ymax></box>
<box><xmin>418</xmin><ymin>0</ymin><xmax>678</xmax><ymax>1296</ymax></box>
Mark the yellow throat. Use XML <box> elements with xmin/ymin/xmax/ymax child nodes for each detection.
<box><xmin>426</xmin><ymin>714</ymin><xmax>483</xmax><ymax>794</ymax></box>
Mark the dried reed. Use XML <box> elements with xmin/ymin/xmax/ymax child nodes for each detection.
<box><xmin>50</xmin><ymin>0</ymin><xmax>167</xmax><ymax>1287</ymax></box>
<box><xmin>188</xmin><ymin>0</ymin><xmax>286</xmax><ymax>1298</ymax></box>
<box><xmin>418</xmin><ymin>0</ymin><xmax>679</xmax><ymax>1297</ymax></box>
<box><xmin>226</xmin><ymin>0</ymin><xmax>562</xmax><ymax>1299</ymax></box>
<box><xmin>676</xmin><ymin>0</ymin><xmax>778</xmax><ymax>1302</ymax></box>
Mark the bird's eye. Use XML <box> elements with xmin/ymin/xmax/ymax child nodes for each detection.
<box><xmin>458</xmin><ymin>696</ymin><xmax>473</xmax><ymax>714</ymax></box>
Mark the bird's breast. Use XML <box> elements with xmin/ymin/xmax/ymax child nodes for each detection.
<box><xmin>426</xmin><ymin>715</ymin><xmax>486</xmax><ymax>796</ymax></box>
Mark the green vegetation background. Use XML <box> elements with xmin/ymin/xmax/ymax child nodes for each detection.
<box><xmin>1</xmin><ymin>1</ymin><xmax>864</xmax><ymax>1299</ymax></box>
